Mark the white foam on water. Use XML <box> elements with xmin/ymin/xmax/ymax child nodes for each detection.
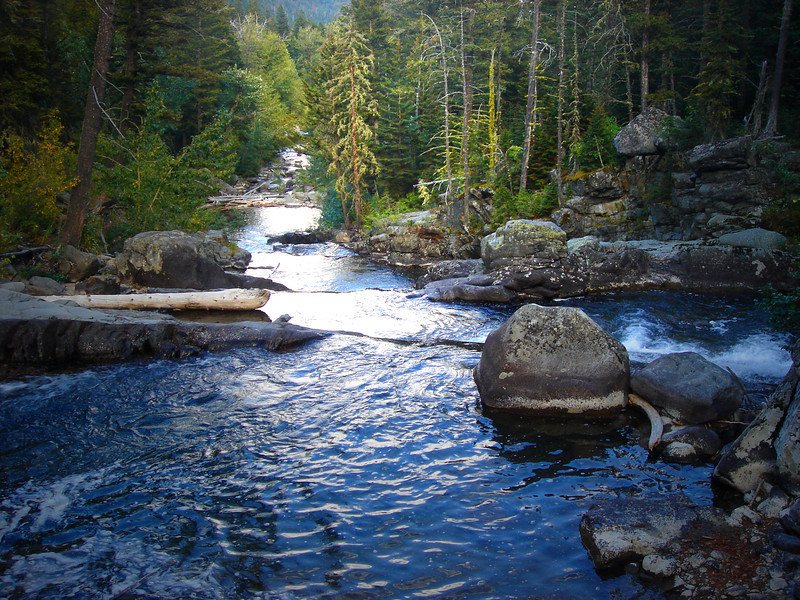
<box><xmin>621</xmin><ymin>321</ymin><xmax>792</xmax><ymax>383</ymax></box>
<box><xmin>708</xmin><ymin>333</ymin><xmax>793</xmax><ymax>381</ymax></box>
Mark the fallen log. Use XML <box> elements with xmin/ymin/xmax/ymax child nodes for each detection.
<box><xmin>42</xmin><ymin>288</ymin><xmax>270</xmax><ymax>311</ymax></box>
<box><xmin>629</xmin><ymin>393</ymin><xmax>664</xmax><ymax>450</ymax></box>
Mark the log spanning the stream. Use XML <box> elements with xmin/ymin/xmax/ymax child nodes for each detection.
<box><xmin>41</xmin><ymin>289</ymin><xmax>270</xmax><ymax>311</ymax></box>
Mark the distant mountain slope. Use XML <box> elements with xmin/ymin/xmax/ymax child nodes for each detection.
<box><xmin>260</xmin><ymin>0</ymin><xmax>346</xmax><ymax>24</ymax></box>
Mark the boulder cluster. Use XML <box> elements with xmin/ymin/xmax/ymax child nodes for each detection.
<box><xmin>473</xmin><ymin>302</ymin><xmax>800</xmax><ymax>598</ymax></box>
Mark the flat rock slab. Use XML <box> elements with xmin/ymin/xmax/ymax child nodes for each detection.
<box><xmin>579</xmin><ymin>493</ymin><xmax>724</xmax><ymax>570</ymax></box>
<box><xmin>0</xmin><ymin>289</ymin><xmax>326</xmax><ymax>371</ymax></box>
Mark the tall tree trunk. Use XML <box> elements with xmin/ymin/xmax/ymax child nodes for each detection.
<box><xmin>349</xmin><ymin>37</ymin><xmax>362</xmax><ymax>228</ymax></box>
<box><xmin>748</xmin><ymin>60</ymin><xmax>769</xmax><ymax>135</ymax></box>
<box><xmin>520</xmin><ymin>0</ymin><xmax>541</xmax><ymax>193</ymax></box>
<box><xmin>460</xmin><ymin>2</ymin><xmax>474</xmax><ymax>226</ymax></box>
<box><xmin>424</xmin><ymin>14</ymin><xmax>452</xmax><ymax>201</ymax></box>
<box><xmin>61</xmin><ymin>0</ymin><xmax>116</xmax><ymax>247</ymax></box>
<box><xmin>640</xmin><ymin>0</ymin><xmax>651</xmax><ymax>112</ymax></box>
<box><xmin>556</xmin><ymin>0</ymin><xmax>566</xmax><ymax>207</ymax></box>
<box><xmin>765</xmin><ymin>0</ymin><xmax>793</xmax><ymax>136</ymax></box>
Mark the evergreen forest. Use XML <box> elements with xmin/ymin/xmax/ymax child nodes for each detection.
<box><xmin>0</xmin><ymin>0</ymin><xmax>797</xmax><ymax>253</ymax></box>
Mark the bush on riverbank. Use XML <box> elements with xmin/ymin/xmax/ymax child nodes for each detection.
<box><xmin>0</xmin><ymin>114</ymin><xmax>76</xmax><ymax>253</ymax></box>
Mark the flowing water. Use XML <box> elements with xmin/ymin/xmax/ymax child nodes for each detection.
<box><xmin>0</xmin><ymin>192</ymin><xmax>794</xmax><ymax>599</ymax></box>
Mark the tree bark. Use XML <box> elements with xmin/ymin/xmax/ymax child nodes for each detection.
<box><xmin>556</xmin><ymin>0</ymin><xmax>566</xmax><ymax>207</ymax></box>
<box><xmin>640</xmin><ymin>0</ymin><xmax>651</xmax><ymax>112</ymax></box>
<box><xmin>460</xmin><ymin>3</ymin><xmax>474</xmax><ymax>226</ymax></box>
<box><xmin>424</xmin><ymin>14</ymin><xmax>452</xmax><ymax>201</ymax></box>
<box><xmin>520</xmin><ymin>0</ymin><xmax>542</xmax><ymax>193</ymax></box>
<box><xmin>765</xmin><ymin>0</ymin><xmax>793</xmax><ymax>136</ymax></box>
<box><xmin>61</xmin><ymin>0</ymin><xmax>117</xmax><ymax>247</ymax></box>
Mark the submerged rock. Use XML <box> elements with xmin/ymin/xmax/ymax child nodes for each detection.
<box><xmin>661</xmin><ymin>426</ymin><xmax>722</xmax><ymax>460</ymax></box>
<box><xmin>631</xmin><ymin>352</ymin><xmax>743</xmax><ymax>424</ymax></box>
<box><xmin>473</xmin><ymin>304</ymin><xmax>629</xmax><ymax>415</ymax></box>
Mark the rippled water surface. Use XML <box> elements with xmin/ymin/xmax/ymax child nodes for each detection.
<box><xmin>0</xmin><ymin>203</ymin><xmax>793</xmax><ymax>599</ymax></box>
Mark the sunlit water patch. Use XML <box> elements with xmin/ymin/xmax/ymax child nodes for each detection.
<box><xmin>0</xmin><ymin>200</ymin><xmax>793</xmax><ymax>599</ymax></box>
<box><xmin>1</xmin><ymin>339</ymin><xmax>707</xmax><ymax>600</ymax></box>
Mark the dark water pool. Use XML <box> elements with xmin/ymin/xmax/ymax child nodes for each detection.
<box><xmin>0</xmin><ymin>204</ymin><xmax>792</xmax><ymax>599</ymax></box>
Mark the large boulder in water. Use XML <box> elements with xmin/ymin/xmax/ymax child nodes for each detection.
<box><xmin>473</xmin><ymin>304</ymin><xmax>629</xmax><ymax>416</ymax></box>
<box><xmin>480</xmin><ymin>219</ymin><xmax>567</xmax><ymax>270</ymax></box>
<box><xmin>631</xmin><ymin>352</ymin><xmax>742</xmax><ymax>424</ymax></box>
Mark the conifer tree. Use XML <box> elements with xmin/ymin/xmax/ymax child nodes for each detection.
<box><xmin>323</xmin><ymin>17</ymin><xmax>379</xmax><ymax>228</ymax></box>
<box><xmin>275</xmin><ymin>4</ymin><xmax>290</xmax><ymax>38</ymax></box>
<box><xmin>520</xmin><ymin>0</ymin><xmax>542</xmax><ymax>192</ymax></box>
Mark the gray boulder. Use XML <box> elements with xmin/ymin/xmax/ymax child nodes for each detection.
<box><xmin>26</xmin><ymin>276</ymin><xmax>66</xmax><ymax>296</ymax></box>
<box><xmin>714</xmin><ymin>341</ymin><xmax>800</xmax><ymax>494</ymax></box>
<box><xmin>58</xmin><ymin>245</ymin><xmax>101</xmax><ymax>281</ymax></box>
<box><xmin>473</xmin><ymin>304</ymin><xmax>629</xmax><ymax>415</ymax></box>
<box><xmin>631</xmin><ymin>352</ymin><xmax>743</xmax><ymax>424</ymax></box>
<box><xmin>718</xmin><ymin>228</ymin><xmax>787</xmax><ymax>250</ymax></box>
<box><xmin>687</xmin><ymin>136</ymin><xmax>753</xmax><ymax>172</ymax></box>
<box><xmin>422</xmin><ymin>278</ymin><xmax>517</xmax><ymax>303</ymax></box>
<box><xmin>579</xmin><ymin>493</ymin><xmax>724</xmax><ymax>570</ymax></box>
<box><xmin>662</xmin><ymin>426</ymin><xmax>722</xmax><ymax>459</ymax></box>
<box><xmin>567</xmin><ymin>235</ymin><xmax>601</xmax><ymax>254</ymax></box>
<box><xmin>0</xmin><ymin>289</ymin><xmax>325</xmax><ymax>368</ymax></box>
<box><xmin>481</xmin><ymin>220</ymin><xmax>567</xmax><ymax>270</ymax></box>
<box><xmin>116</xmin><ymin>231</ymin><xmax>282</xmax><ymax>291</ymax></box>
<box><xmin>612</xmin><ymin>107</ymin><xmax>671</xmax><ymax>157</ymax></box>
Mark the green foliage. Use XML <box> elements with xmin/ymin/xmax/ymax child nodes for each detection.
<box><xmin>686</xmin><ymin>0</ymin><xmax>744</xmax><ymax>141</ymax></box>
<box><xmin>761</xmin><ymin>255</ymin><xmax>800</xmax><ymax>334</ymax></box>
<box><xmin>362</xmin><ymin>190</ymin><xmax>425</xmax><ymax>229</ymax></box>
<box><xmin>0</xmin><ymin>115</ymin><xmax>76</xmax><ymax>251</ymax></box>
<box><xmin>759</xmin><ymin>140</ymin><xmax>800</xmax><ymax>239</ymax></box>
<box><xmin>490</xmin><ymin>185</ymin><xmax>558</xmax><ymax>228</ymax></box>
<box><xmin>97</xmin><ymin>88</ymin><xmax>237</xmax><ymax>237</ymax></box>
<box><xmin>571</xmin><ymin>103</ymin><xmax>621</xmax><ymax>171</ymax></box>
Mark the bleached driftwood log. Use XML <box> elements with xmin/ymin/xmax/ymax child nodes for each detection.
<box><xmin>629</xmin><ymin>393</ymin><xmax>664</xmax><ymax>450</ymax></box>
<box><xmin>42</xmin><ymin>289</ymin><xmax>270</xmax><ymax>311</ymax></box>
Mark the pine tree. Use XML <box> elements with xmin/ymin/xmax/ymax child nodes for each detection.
<box><xmin>275</xmin><ymin>4</ymin><xmax>290</xmax><ymax>38</ymax></box>
<box><xmin>689</xmin><ymin>0</ymin><xmax>743</xmax><ymax>140</ymax></box>
<box><xmin>520</xmin><ymin>0</ymin><xmax>542</xmax><ymax>192</ymax></box>
<box><xmin>323</xmin><ymin>17</ymin><xmax>379</xmax><ymax>228</ymax></box>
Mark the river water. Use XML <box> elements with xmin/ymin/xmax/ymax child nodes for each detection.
<box><xmin>0</xmin><ymin>197</ymin><xmax>794</xmax><ymax>599</ymax></box>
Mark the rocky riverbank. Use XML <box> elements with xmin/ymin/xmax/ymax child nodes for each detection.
<box><xmin>470</xmin><ymin>298</ymin><xmax>800</xmax><ymax>598</ymax></box>
<box><xmin>0</xmin><ymin>288</ymin><xmax>326</xmax><ymax>377</ymax></box>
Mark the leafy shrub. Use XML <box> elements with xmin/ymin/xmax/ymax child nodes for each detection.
<box><xmin>96</xmin><ymin>87</ymin><xmax>237</xmax><ymax>238</ymax></box>
<box><xmin>571</xmin><ymin>104</ymin><xmax>621</xmax><ymax>171</ymax></box>
<box><xmin>0</xmin><ymin>114</ymin><xmax>76</xmax><ymax>251</ymax></box>
<box><xmin>490</xmin><ymin>185</ymin><xmax>558</xmax><ymax>228</ymax></box>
